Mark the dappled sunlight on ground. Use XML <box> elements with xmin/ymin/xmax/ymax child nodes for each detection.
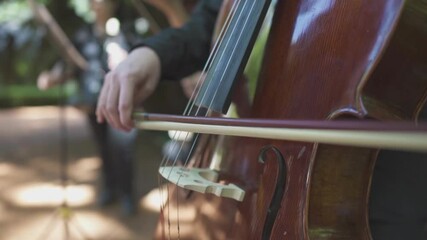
<box><xmin>0</xmin><ymin>210</ymin><xmax>136</xmax><ymax>240</ymax></box>
<box><xmin>0</xmin><ymin>106</ymin><xmax>163</xmax><ymax>240</ymax></box>
<box><xmin>4</xmin><ymin>106</ymin><xmax>82</xmax><ymax>121</ymax></box>
<box><xmin>0</xmin><ymin>162</ymin><xmax>14</xmax><ymax>177</ymax></box>
<box><xmin>140</xmin><ymin>185</ymin><xmax>168</xmax><ymax>213</ymax></box>
<box><xmin>69</xmin><ymin>157</ymin><xmax>101</xmax><ymax>183</ymax></box>
<box><xmin>3</xmin><ymin>182</ymin><xmax>95</xmax><ymax>208</ymax></box>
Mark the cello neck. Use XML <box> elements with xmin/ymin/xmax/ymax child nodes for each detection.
<box><xmin>194</xmin><ymin>0</ymin><xmax>271</xmax><ymax>114</ymax></box>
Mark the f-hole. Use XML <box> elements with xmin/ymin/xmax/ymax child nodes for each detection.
<box><xmin>258</xmin><ymin>145</ymin><xmax>287</xmax><ymax>240</ymax></box>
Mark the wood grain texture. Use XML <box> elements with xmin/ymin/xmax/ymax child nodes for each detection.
<box><xmin>154</xmin><ymin>0</ymin><xmax>427</xmax><ymax>239</ymax></box>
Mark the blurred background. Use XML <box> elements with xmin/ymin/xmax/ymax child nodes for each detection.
<box><xmin>0</xmin><ymin>0</ymin><xmax>196</xmax><ymax>239</ymax></box>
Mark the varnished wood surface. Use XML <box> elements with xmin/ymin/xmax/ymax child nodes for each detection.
<box><xmin>154</xmin><ymin>0</ymin><xmax>427</xmax><ymax>239</ymax></box>
<box><xmin>253</xmin><ymin>0</ymin><xmax>426</xmax><ymax>239</ymax></box>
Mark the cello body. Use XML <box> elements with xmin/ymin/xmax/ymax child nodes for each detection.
<box><xmin>155</xmin><ymin>0</ymin><xmax>427</xmax><ymax>239</ymax></box>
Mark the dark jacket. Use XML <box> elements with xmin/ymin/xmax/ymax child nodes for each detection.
<box><xmin>136</xmin><ymin>0</ymin><xmax>222</xmax><ymax>81</ymax></box>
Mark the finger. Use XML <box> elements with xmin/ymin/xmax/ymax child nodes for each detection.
<box><xmin>96</xmin><ymin>75</ymin><xmax>111</xmax><ymax>124</ymax></box>
<box><xmin>105</xmin><ymin>79</ymin><xmax>124</xmax><ymax>130</ymax></box>
<box><xmin>119</xmin><ymin>79</ymin><xmax>135</xmax><ymax>130</ymax></box>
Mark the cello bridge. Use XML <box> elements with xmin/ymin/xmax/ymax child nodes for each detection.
<box><xmin>159</xmin><ymin>166</ymin><xmax>245</xmax><ymax>201</ymax></box>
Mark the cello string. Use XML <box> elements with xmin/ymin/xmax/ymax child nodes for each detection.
<box><xmin>158</xmin><ymin>0</ymin><xmax>253</xmax><ymax>210</ymax></box>
<box><xmin>167</xmin><ymin>0</ymin><xmax>256</xmax><ymax>178</ymax></box>
<box><xmin>156</xmin><ymin>1</ymin><xmax>243</xmax><ymax>238</ymax></box>
<box><xmin>161</xmin><ymin>0</ymin><xmax>246</xmax><ymax>203</ymax></box>
<box><xmin>169</xmin><ymin>0</ymin><xmax>249</xmax><ymax>185</ymax></box>
<box><xmin>158</xmin><ymin>1</ymin><xmax>242</xmax><ymax>202</ymax></box>
<box><xmin>170</xmin><ymin>2</ymin><xmax>260</xmax><ymax>234</ymax></box>
<box><xmin>161</xmin><ymin>0</ymin><xmax>270</xmax><ymax>173</ymax></box>
<box><xmin>157</xmin><ymin>0</ymin><xmax>240</xmax><ymax>198</ymax></box>
<box><xmin>154</xmin><ymin>0</ymin><xmax>265</xmax><ymax>235</ymax></box>
<box><xmin>170</xmin><ymin>0</ymin><xmax>254</xmax><ymax>237</ymax></box>
<box><xmin>164</xmin><ymin>0</ymin><xmax>247</xmax><ymax>175</ymax></box>
<box><xmin>160</xmin><ymin>0</ymin><xmax>271</xmax><ymax>202</ymax></box>
<box><xmin>158</xmin><ymin>0</ymin><xmax>240</xmax><ymax>171</ymax></box>
<box><xmin>160</xmin><ymin>0</ymin><xmax>244</xmax><ymax>183</ymax></box>
<box><xmin>187</xmin><ymin>0</ymin><xmax>248</xmax><ymax>118</ymax></box>
<box><xmin>201</xmin><ymin>0</ymin><xmax>257</xmax><ymax>121</ymax></box>
<box><xmin>183</xmin><ymin>0</ymin><xmax>242</xmax><ymax>116</ymax></box>
<box><xmin>172</xmin><ymin>1</ymin><xmax>244</xmax><ymax>238</ymax></box>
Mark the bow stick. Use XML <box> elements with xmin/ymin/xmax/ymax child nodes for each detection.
<box><xmin>135</xmin><ymin>112</ymin><xmax>427</xmax><ymax>152</ymax></box>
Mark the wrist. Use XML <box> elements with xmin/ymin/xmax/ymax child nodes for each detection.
<box><xmin>132</xmin><ymin>47</ymin><xmax>161</xmax><ymax>78</ymax></box>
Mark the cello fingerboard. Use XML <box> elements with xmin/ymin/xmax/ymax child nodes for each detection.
<box><xmin>195</xmin><ymin>0</ymin><xmax>271</xmax><ymax>114</ymax></box>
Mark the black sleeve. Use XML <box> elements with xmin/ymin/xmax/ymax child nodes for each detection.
<box><xmin>132</xmin><ymin>0</ymin><xmax>222</xmax><ymax>81</ymax></box>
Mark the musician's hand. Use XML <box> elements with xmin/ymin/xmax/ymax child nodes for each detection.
<box><xmin>96</xmin><ymin>47</ymin><xmax>161</xmax><ymax>131</ymax></box>
<box><xmin>37</xmin><ymin>64</ymin><xmax>65</xmax><ymax>90</ymax></box>
<box><xmin>37</xmin><ymin>71</ymin><xmax>54</xmax><ymax>90</ymax></box>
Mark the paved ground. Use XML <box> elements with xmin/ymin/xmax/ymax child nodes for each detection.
<box><xmin>0</xmin><ymin>106</ymin><xmax>168</xmax><ymax>240</ymax></box>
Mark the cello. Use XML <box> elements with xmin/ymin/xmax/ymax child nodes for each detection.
<box><xmin>135</xmin><ymin>0</ymin><xmax>427</xmax><ymax>239</ymax></box>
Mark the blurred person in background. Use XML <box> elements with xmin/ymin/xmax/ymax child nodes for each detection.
<box><xmin>36</xmin><ymin>0</ymin><xmax>141</xmax><ymax>216</ymax></box>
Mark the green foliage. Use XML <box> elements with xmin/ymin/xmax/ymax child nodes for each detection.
<box><xmin>0</xmin><ymin>81</ymin><xmax>77</xmax><ymax>107</ymax></box>
<box><xmin>0</xmin><ymin>0</ymin><xmax>148</xmax><ymax>108</ymax></box>
<box><xmin>244</xmin><ymin>16</ymin><xmax>272</xmax><ymax>101</ymax></box>
<box><xmin>0</xmin><ymin>0</ymin><xmax>32</xmax><ymax>24</ymax></box>
<box><xmin>68</xmin><ymin>0</ymin><xmax>94</xmax><ymax>23</ymax></box>
<box><xmin>0</xmin><ymin>0</ymin><xmax>82</xmax><ymax>107</ymax></box>
<box><xmin>244</xmin><ymin>28</ymin><xmax>269</xmax><ymax>100</ymax></box>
